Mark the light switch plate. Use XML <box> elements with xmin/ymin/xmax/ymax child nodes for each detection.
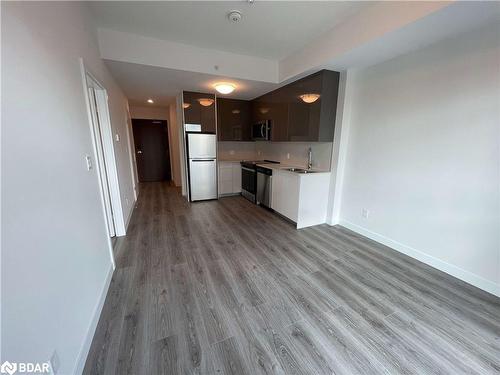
<box><xmin>115</xmin><ymin>133</ymin><xmax>120</xmax><ymax>142</ymax></box>
<box><xmin>85</xmin><ymin>155</ymin><xmax>92</xmax><ymax>171</ymax></box>
<box><xmin>48</xmin><ymin>350</ymin><xmax>60</xmax><ymax>374</ymax></box>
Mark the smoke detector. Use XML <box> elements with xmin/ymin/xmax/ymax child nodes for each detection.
<box><xmin>228</xmin><ymin>10</ymin><xmax>242</xmax><ymax>23</ymax></box>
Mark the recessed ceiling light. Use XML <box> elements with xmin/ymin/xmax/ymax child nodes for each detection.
<box><xmin>147</xmin><ymin>99</ymin><xmax>154</xmax><ymax>104</ymax></box>
<box><xmin>299</xmin><ymin>93</ymin><xmax>320</xmax><ymax>104</ymax></box>
<box><xmin>214</xmin><ymin>82</ymin><xmax>236</xmax><ymax>95</ymax></box>
<box><xmin>198</xmin><ymin>98</ymin><xmax>214</xmax><ymax>107</ymax></box>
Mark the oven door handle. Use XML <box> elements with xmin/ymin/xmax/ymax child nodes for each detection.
<box><xmin>242</xmin><ymin>167</ymin><xmax>256</xmax><ymax>173</ymax></box>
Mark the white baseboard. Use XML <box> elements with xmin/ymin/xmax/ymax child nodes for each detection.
<box><xmin>73</xmin><ymin>264</ymin><xmax>114</xmax><ymax>374</ymax></box>
<box><xmin>124</xmin><ymin>197</ymin><xmax>137</xmax><ymax>233</ymax></box>
<box><xmin>338</xmin><ymin>219</ymin><xmax>500</xmax><ymax>298</ymax></box>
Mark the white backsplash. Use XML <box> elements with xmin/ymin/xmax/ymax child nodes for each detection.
<box><xmin>218</xmin><ymin>141</ymin><xmax>333</xmax><ymax>171</ymax></box>
<box><xmin>218</xmin><ymin>142</ymin><xmax>257</xmax><ymax>161</ymax></box>
<box><xmin>257</xmin><ymin>142</ymin><xmax>333</xmax><ymax>170</ymax></box>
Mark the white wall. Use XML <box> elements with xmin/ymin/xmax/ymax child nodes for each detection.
<box><xmin>338</xmin><ymin>24</ymin><xmax>500</xmax><ymax>296</ymax></box>
<box><xmin>168</xmin><ymin>103</ymin><xmax>182</xmax><ymax>187</ymax></box>
<box><xmin>2</xmin><ymin>2</ymin><xmax>136</xmax><ymax>373</ymax></box>
<box><xmin>177</xmin><ymin>94</ymin><xmax>189</xmax><ymax>196</ymax></box>
<box><xmin>129</xmin><ymin>105</ymin><xmax>169</xmax><ymax>120</ymax></box>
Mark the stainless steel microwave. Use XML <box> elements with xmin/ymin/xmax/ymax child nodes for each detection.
<box><xmin>252</xmin><ymin>120</ymin><xmax>271</xmax><ymax>141</ymax></box>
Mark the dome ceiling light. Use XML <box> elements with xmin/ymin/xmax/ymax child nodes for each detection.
<box><xmin>299</xmin><ymin>93</ymin><xmax>320</xmax><ymax>104</ymax></box>
<box><xmin>198</xmin><ymin>98</ymin><xmax>214</xmax><ymax>107</ymax></box>
<box><xmin>231</xmin><ymin>109</ymin><xmax>240</xmax><ymax>114</ymax></box>
<box><xmin>214</xmin><ymin>82</ymin><xmax>236</xmax><ymax>95</ymax></box>
<box><xmin>147</xmin><ymin>98</ymin><xmax>154</xmax><ymax>104</ymax></box>
<box><xmin>183</xmin><ymin>103</ymin><xmax>191</xmax><ymax>109</ymax></box>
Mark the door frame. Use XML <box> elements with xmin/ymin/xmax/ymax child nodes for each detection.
<box><xmin>80</xmin><ymin>59</ymin><xmax>126</xmax><ymax>259</ymax></box>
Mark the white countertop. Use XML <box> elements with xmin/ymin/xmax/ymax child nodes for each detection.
<box><xmin>256</xmin><ymin>163</ymin><xmax>330</xmax><ymax>174</ymax></box>
<box><xmin>219</xmin><ymin>159</ymin><xmax>330</xmax><ymax>174</ymax></box>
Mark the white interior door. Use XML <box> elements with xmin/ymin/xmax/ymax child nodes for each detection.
<box><xmin>88</xmin><ymin>87</ymin><xmax>116</xmax><ymax>237</ymax></box>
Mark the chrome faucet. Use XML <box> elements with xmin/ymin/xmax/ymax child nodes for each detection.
<box><xmin>307</xmin><ymin>147</ymin><xmax>313</xmax><ymax>170</ymax></box>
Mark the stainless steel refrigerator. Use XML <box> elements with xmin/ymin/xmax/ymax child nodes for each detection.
<box><xmin>186</xmin><ymin>132</ymin><xmax>217</xmax><ymax>201</ymax></box>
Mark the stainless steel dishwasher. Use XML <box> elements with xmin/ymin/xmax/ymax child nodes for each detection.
<box><xmin>256</xmin><ymin>166</ymin><xmax>272</xmax><ymax>208</ymax></box>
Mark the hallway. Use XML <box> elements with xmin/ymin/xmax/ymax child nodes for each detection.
<box><xmin>84</xmin><ymin>183</ymin><xmax>500</xmax><ymax>375</ymax></box>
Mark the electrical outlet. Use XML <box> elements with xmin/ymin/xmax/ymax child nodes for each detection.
<box><xmin>286</xmin><ymin>153</ymin><xmax>290</xmax><ymax>159</ymax></box>
<box><xmin>257</xmin><ymin>150</ymin><xmax>262</xmax><ymax>156</ymax></box>
<box><xmin>229</xmin><ymin>150</ymin><xmax>235</xmax><ymax>155</ymax></box>
<box><xmin>362</xmin><ymin>208</ymin><xmax>370</xmax><ymax>219</ymax></box>
<box><xmin>115</xmin><ymin>133</ymin><xmax>120</xmax><ymax>142</ymax></box>
<box><xmin>48</xmin><ymin>350</ymin><xmax>60</xmax><ymax>374</ymax></box>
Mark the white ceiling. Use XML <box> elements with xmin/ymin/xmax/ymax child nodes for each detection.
<box><xmin>97</xmin><ymin>1</ymin><xmax>500</xmax><ymax>108</ymax></box>
<box><xmin>105</xmin><ymin>60</ymin><xmax>278</xmax><ymax>107</ymax></box>
<box><xmin>89</xmin><ymin>1</ymin><xmax>369</xmax><ymax>60</ymax></box>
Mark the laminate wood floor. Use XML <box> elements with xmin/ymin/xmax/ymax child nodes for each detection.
<box><xmin>84</xmin><ymin>182</ymin><xmax>500</xmax><ymax>375</ymax></box>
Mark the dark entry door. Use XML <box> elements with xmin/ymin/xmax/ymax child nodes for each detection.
<box><xmin>132</xmin><ymin>119</ymin><xmax>171</xmax><ymax>182</ymax></box>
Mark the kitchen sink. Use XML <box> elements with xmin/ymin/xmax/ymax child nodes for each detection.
<box><xmin>286</xmin><ymin>168</ymin><xmax>319</xmax><ymax>174</ymax></box>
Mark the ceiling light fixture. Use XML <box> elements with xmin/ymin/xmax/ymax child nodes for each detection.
<box><xmin>183</xmin><ymin>103</ymin><xmax>191</xmax><ymax>109</ymax></box>
<box><xmin>299</xmin><ymin>94</ymin><xmax>320</xmax><ymax>104</ymax></box>
<box><xmin>259</xmin><ymin>108</ymin><xmax>269</xmax><ymax>114</ymax></box>
<box><xmin>147</xmin><ymin>98</ymin><xmax>154</xmax><ymax>104</ymax></box>
<box><xmin>214</xmin><ymin>82</ymin><xmax>236</xmax><ymax>95</ymax></box>
<box><xmin>232</xmin><ymin>109</ymin><xmax>240</xmax><ymax>114</ymax></box>
<box><xmin>198</xmin><ymin>98</ymin><xmax>214</xmax><ymax>107</ymax></box>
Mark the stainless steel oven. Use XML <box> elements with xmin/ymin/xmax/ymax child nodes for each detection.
<box><xmin>241</xmin><ymin>160</ymin><xmax>279</xmax><ymax>203</ymax></box>
<box><xmin>252</xmin><ymin>120</ymin><xmax>271</xmax><ymax>141</ymax></box>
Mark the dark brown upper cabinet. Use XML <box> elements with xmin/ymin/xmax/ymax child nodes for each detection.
<box><xmin>252</xmin><ymin>69</ymin><xmax>340</xmax><ymax>142</ymax></box>
<box><xmin>183</xmin><ymin>91</ymin><xmax>216</xmax><ymax>133</ymax></box>
<box><xmin>217</xmin><ymin>98</ymin><xmax>251</xmax><ymax>141</ymax></box>
<box><xmin>252</xmin><ymin>91</ymin><xmax>289</xmax><ymax>142</ymax></box>
<box><xmin>211</xmin><ymin>70</ymin><xmax>339</xmax><ymax>142</ymax></box>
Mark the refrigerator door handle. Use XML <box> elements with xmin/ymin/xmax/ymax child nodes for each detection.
<box><xmin>191</xmin><ymin>159</ymin><xmax>216</xmax><ymax>162</ymax></box>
